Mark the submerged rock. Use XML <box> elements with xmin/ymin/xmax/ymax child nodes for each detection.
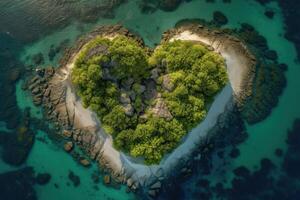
<box><xmin>36</xmin><ymin>173</ymin><xmax>51</xmax><ymax>185</ymax></box>
<box><xmin>8</xmin><ymin>68</ymin><xmax>21</xmax><ymax>83</ymax></box>
<box><xmin>2</xmin><ymin>128</ymin><xmax>35</xmax><ymax>166</ymax></box>
<box><xmin>151</xmin><ymin>181</ymin><xmax>162</xmax><ymax>190</ymax></box>
<box><xmin>264</xmin><ymin>10</ymin><xmax>275</xmax><ymax>19</ymax></box>
<box><xmin>32</xmin><ymin>53</ymin><xmax>44</xmax><ymax>65</ymax></box>
<box><xmin>264</xmin><ymin>50</ymin><xmax>278</xmax><ymax>60</ymax></box>
<box><xmin>213</xmin><ymin>11</ymin><xmax>228</xmax><ymax>26</ymax></box>
<box><xmin>0</xmin><ymin>167</ymin><xmax>37</xmax><ymax>200</ymax></box>
<box><xmin>62</xmin><ymin>130</ymin><xmax>72</xmax><ymax>138</ymax></box>
<box><xmin>104</xmin><ymin>175</ymin><xmax>111</xmax><ymax>185</ymax></box>
<box><xmin>159</xmin><ymin>0</ymin><xmax>182</xmax><ymax>11</ymax></box>
<box><xmin>68</xmin><ymin>171</ymin><xmax>80</xmax><ymax>187</ymax></box>
<box><xmin>79</xmin><ymin>158</ymin><xmax>91</xmax><ymax>167</ymax></box>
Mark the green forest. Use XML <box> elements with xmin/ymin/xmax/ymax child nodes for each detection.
<box><xmin>71</xmin><ymin>35</ymin><xmax>228</xmax><ymax>164</ymax></box>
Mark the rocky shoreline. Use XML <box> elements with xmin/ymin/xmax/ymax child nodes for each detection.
<box><xmin>27</xmin><ymin>24</ymin><xmax>256</xmax><ymax>198</ymax></box>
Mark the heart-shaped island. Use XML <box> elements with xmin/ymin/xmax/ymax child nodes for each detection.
<box><xmin>29</xmin><ymin>24</ymin><xmax>256</xmax><ymax>195</ymax></box>
<box><xmin>71</xmin><ymin>34</ymin><xmax>228</xmax><ymax>164</ymax></box>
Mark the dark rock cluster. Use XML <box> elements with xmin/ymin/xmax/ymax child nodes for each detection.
<box><xmin>254</xmin><ymin>0</ymin><xmax>300</xmax><ymax>60</ymax></box>
<box><xmin>68</xmin><ymin>170</ymin><xmax>80</xmax><ymax>187</ymax></box>
<box><xmin>0</xmin><ymin>167</ymin><xmax>51</xmax><ymax>200</ymax></box>
<box><xmin>237</xmin><ymin>23</ymin><xmax>287</xmax><ymax>124</ymax></box>
<box><xmin>0</xmin><ymin>108</ymin><xmax>35</xmax><ymax>166</ymax></box>
<box><xmin>157</xmin><ymin>105</ymin><xmax>248</xmax><ymax>199</ymax></box>
<box><xmin>283</xmin><ymin>119</ymin><xmax>300</xmax><ymax>178</ymax></box>
<box><xmin>213</xmin><ymin>11</ymin><xmax>228</xmax><ymax>26</ymax></box>
<box><xmin>278</xmin><ymin>0</ymin><xmax>300</xmax><ymax>60</ymax></box>
<box><xmin>0</xmin><ymin>43</ymin><xmax>23</xmax><ymax>129</ymax></box>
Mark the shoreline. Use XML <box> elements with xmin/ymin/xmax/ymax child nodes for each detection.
<box><xmin>28</xmin><ymin>24</ymin><xmax>256</xmax><ymax>197</ymax></box>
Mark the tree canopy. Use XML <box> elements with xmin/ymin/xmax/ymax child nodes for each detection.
<box><xmin>71</xmin><ymin>36</ymin><xmax>228</xmax><ymax>164</ymax></box>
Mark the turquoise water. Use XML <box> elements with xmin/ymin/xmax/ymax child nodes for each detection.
<box><xmin>1</xmin><ymin>0</ymin><xmax>300</xmax><ymax>199</ymax></box>
<box><xmin>29</xmin><ymin>131</ymin><xmax>134</xmax><ymax>200</ymax></box>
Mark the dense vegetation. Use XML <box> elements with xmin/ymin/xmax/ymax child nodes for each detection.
<box><xmin>71</xmin><ymin>35</ymin><xmax>227</xmax><ymax>164</ymax></box>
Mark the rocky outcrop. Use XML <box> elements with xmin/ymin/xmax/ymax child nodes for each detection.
<box><xmin>151</xmin><ymin>98</ymin><xmax>173</xmax><ymax>120</ymax></box>
<box><xmin>0</xmin><ymin>167</ymin><xmax>37</xmax><ymax>200</ymax></box>
<box><xmin>213</xmin><ymin>11</ymin><xmax>228</xmax><ymax>26</ymax></box>
<box><xmin>79</xmin><ymin>158</ymin><xmax>91</xmax><ymax>167</ymax></box>
<box><xmin>64</xmin><ymin>141</ymin><xmax>73</xmax><ymax>152</ymax></box>
<box><xmin>161</xmin><ymin>74</ymin><xmax>174</xmax><ymax>91</ymax></box>
<box><xmin>1</xmin><ymin>127</ymin><xmax>35</xmax><ymax>166</ymax></box>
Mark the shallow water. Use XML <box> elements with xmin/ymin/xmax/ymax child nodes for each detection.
<box><xmin>1</xmin><ymin>0</ymin><xmax>300</xmax><ymax>199</ymax></box>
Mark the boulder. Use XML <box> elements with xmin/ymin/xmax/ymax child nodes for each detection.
<box><xmin>151</xmin><ymin>68</ymin><xmax>160</xmax><ymax>81</ymax></box>
<box><xmin>32</xmin><ymin>53</ymin><xmax>44</xmax><ymax>65</ymax></box>
<box><xmin>140</xmin><ymin>84</ymin><xmax>146</xmax><ymax>93</ymax></box>
<box><xmin>36</xmin><ymin>173</ymin><xmax>51</xmax><ymax>185</ymax></box>
<box><xmin>68</xmin><ymin>171</ymin><xmax>80</xmax><ymax>187</ymax></box>
<box><xmin>32</xmin><ymin>95</ymin><xmax>42</xmax><ymax>106</ymax></box>
<box><xmin>102</xmin><ymin>68</ymin><xmax>114</xmax><ymax>80</ymax></box>
<box><xmin>8</xmin><ymin>68</ymin><xmax>21</xmax><ymax>83</ymax></box>
<box><xmin>265</xmin><ymin>50</ymin><xmax>278</xmax><ymax>60</ymax></box>
<box><xmin>64</xmin><ymin>141</ymin><xmax>73</xmax><ymax>152</ymax></box>
<box><xmin>265</xmin><ymin>10</ymin><xmax>275</xmax><ymax>19</ymax></box>
<box><xmin>150</xmin><ymin>181</ymin><xmax>162</xmax><ymax>190</ymax></box>
<box><xmin>148</xmin><ymin>189</ymin><xmax>157</xmax><ymax>197</ymax></box>
<box><xmin>62</xmin><ymin>130</ymin><xmax>72</xmax><ymax>138</ymax></box>
<box><xmin>44</xmin><ymin>88</ymin><xmax>51</xmax><ymax>97</ymax></box>
<box><xmin>144</xmin><ymin>79</ymin><xmax>158</xmax><ymax>99</ymax></box>
<box><xmin>79</xmin><ymin>158</ymin><xmax>91</xmax><ymax>167</ymax></box>
<box><xmin>151</xmin><ymin>98</ymin><xmax>173</xmax><ymax>120</ymax></box>
<box><xmin>31</xmin><ymin>87</ymin><xmax>40</xmax><ymax>95</ymax></box>
<box><xmin>123</xmin><ymin>104</ymin><xmax>134</xmax><ymax>116</ymax></box>
<box><xmin>90</xmin><ymin>140</ymin><xmax>103</xmax><ymax>160</ymax></box>
<box><xmin>213</xmin><ymin>11</ymin><xmax>228</xmax><ymax>26</ymax></box>
<box><xmin>45</xmin><ymin>67</ymin><xmax>55</xmax><ymax>77</ymax></box>
<box><xmin>129</xmin><ymin>91</ymin><xmax>136</xmax><ymax>101</ymax></box>
<box><xmin>127</xmin><ymin>178</ymin><xmax>134</xmax><ymax>187</ymax></box>
<box><xmin>82</xmin><ymin>133</ymin><xmax>92</xmax><ymax>145</ymax></box>
<box><xmin>103</xmin><ymin>175</ymin><xmax>111</xmax><ymax>185</ymax></box>
<box><xmin>120</xmin><ymin>92</ymin><xmax>131</xmax><ymax>104</ymax></box>
<box><xmin>162</xmin><ymin>75</ymin><xmax>174</xmax><ymax>91</ymax></box>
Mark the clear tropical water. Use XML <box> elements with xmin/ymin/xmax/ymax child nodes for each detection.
<box><xmin>1</xmin><ymin>0</ymin><xmax>299</xmax><ymax>199</ymax></box>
